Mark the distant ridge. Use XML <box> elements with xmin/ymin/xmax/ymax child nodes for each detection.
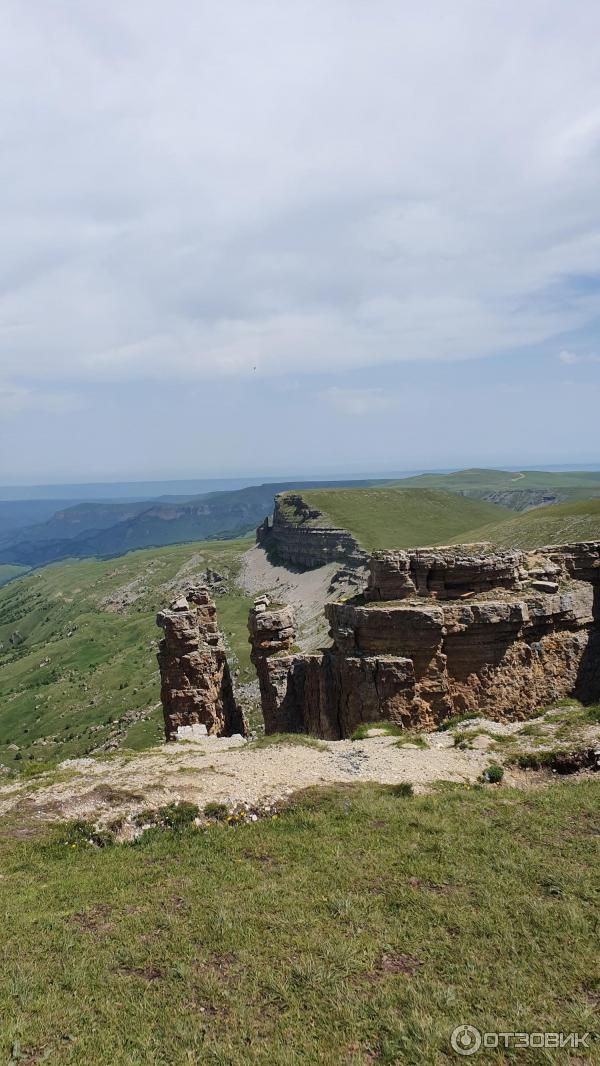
<box><xmin>457</xmin><ymin>498</ymin><xmax>600</xmax><ymax>548</ymax></box>
<box><xmin>0</xmin><ymin>479</ymin><xmax>382</xmax><ymax>568</ymax></box>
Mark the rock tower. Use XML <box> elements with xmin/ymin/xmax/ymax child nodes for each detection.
<box><xmin>157</xmin><ymin>586</ymin><xmax>247</xmax><ymax>740</ymax></box>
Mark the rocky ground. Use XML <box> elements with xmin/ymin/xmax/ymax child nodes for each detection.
<box><xmin>1</xmin><ymin>704</ymin><xmax>597</xmax><ymax>836</ymax></box>
<box><xmin>238</xmin><ymin>544</ymin><xmax>364</xmax><ymax>650</ymax></box>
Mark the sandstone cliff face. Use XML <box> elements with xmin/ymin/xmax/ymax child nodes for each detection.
<box><xmin>258</xmin><ymin>493</ymin><xmax>367</xmax><ymax>570</ymax></box>
<box><xmin>249</xmin><ymin>542</ymin><xmax>600</xmax><ymax>738</ymax></box>
<box><xmin>157</xmin><ymin>587</ymin><xmax>247</xmax><ymax>740</ymax></box>
<box><xmin>366</xmin><ymin>544</ymin><xmax>527</xmax><ymax>601</ymax></box>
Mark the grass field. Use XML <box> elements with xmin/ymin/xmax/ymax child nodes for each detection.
<box><xmin>397</xmin><ymin>468</ymin><xmax>600</xmax><ymax>513</ymax></box>
<box><xmin>399</xmin><ymin>467</ymin><xmax>600</xmax><ymax>491</ymax></box>
<box><xmin>299</xmin><ymin>487</ymin><xmax>510</xmax><ymax>551</ymax></box>
<box><xmin>460</xmin><ymin>498</ymin><xmax>600</xmax><ymax>549</ymax></box>
<box><xmin>0</xmin><ymin>779</ymin><xmax>597</xmax><ymax>1065</ymax></box>
<box><xmin>0</xmin><ymin>539</ymin><xmax>254</xmax><ymax>770</ymax></box>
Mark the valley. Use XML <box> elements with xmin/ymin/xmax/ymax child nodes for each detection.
<box><xmin>0</xmin><ymin>539</ymin><xmax>255</xmax><ymax>770</ymax></box>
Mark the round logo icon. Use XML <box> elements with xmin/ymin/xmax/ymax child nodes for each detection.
<box><xmin>451</xmin><ymin>1025</ymin><xmax>482</xmax><ymax>1056</ymax></box>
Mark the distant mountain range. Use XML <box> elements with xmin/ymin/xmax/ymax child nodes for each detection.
<box><xmin>1</xmin><ymin>467</ymin><xmax>599</xmax><ymax>573</ymax></box>
<box><xmin>0</xmin><ymin>480</ymin><xmax>379</xmax><ymax>568</ymax></box>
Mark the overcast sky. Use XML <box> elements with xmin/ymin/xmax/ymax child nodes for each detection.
<box><xmin>1</xmin><ymin>0</ymin><xmax>599</xmax><ymax>483</ymax></box>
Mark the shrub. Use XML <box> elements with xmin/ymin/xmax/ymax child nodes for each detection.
<box><xmin>59</xmin><ymin>820</ymin><xmax>113</xmax><ymax>848</ymax></box>
<box><xmin>388</xmin><ymin>782</ymin><xmax>414</xmax><ymax>798</ymax></box>
<box><xmin>482</xmin><ymin>763</ymin><xmax>504</xmax><ymax>784</ymax></box>
<box><xmin>203</xmin><ymin>801</ymin><xmax>229</xmax><ymax>821</ymax></box>
<box><xmin>156</xmin><ymin>801</ymin><xmax>199</xmax><ymax>829</ymax></box>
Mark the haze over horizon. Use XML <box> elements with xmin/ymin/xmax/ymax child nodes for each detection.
<box><xmin>1</xmin><ymin>1</ymin><xmax>600</xmax><ymax>482</ymax></box>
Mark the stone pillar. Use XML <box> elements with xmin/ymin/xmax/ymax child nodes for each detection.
<box><xmin>248</xmin><ymin>597</ymin><xmax>304</xmax><ymax>733</ymax></box>
<box><xmin>157</xmin><ymin>586</ymin><xmax>247</xmax><ymax>741</ymax></box>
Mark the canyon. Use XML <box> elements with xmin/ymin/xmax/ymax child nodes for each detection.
<box><xmin>157</xmin><ymin>541</ymin><xmax>600</xmax><ymax>742</ymax></box>
<box><xmin>247</xmin><ymin>542</ymin><xmax>600</xmax><ymax>739</ymax></box>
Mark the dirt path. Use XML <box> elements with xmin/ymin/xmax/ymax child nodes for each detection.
<box><xmin>0</xmin><ymin>732</ymin><xmax>496</xmax><ymax>828</ymax></box>
<box><xmin>2</xmin><ymin>701</ymin><xmax>595</xmax><ymax>835</ymax></box>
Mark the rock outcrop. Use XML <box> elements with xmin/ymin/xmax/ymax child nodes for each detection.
<box><xmin>157</xmin><ymin>587</ymin><xmax>247</xmax><ymax>740</ymax></box>
<box><xmin>257</xmin><ymin>493</ymin><xmax>367</xmax><ymax>570</ymax></box>
<box><xmin>249</xmin><ymin>542</ymin><xmax>600</xmax><ymax>738</ymax></box>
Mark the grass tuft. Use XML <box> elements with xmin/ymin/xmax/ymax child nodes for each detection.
<box><xmin>351</xmin><ymin>721</ymin><xmax>404</xmax><ymax>741</ymax></box>
<box><xmin>244</xmin><ymin>733</ymin><xmax>328</xmax><ymax>751</ymax></box>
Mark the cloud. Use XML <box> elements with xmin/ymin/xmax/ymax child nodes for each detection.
<box><xmin>558</xmin><ymin>349</ymin><xmax>600</xmax><ymax>365</ymax></box>
<box><xmin>0</xmin><ymin>381</ymin><xmax>83</xmax><ymax>417</ymax></box>
<box><xmin>319</xmin><ymin>386</ymin><xmax>396</xmax><ymax>417</ymax></box>
<box><xmin>1</xmin><ymin>0</ymin><xmax>600</xmax><ymax>394</ymax></box>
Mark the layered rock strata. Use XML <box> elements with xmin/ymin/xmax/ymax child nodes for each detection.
<box><xmin>157</xmin><ymin>587</ymin><xmax>247</xmax><ymax>740</ymax></box>
<box><xmin>257</xmin><ymin>493</ymin><xmax>367</xmax><ymax>570</ymax></box>
<box><xmin>249</xmin><ymin>542</ymin><xmax>600</xmax><ymax>738</ymax></box>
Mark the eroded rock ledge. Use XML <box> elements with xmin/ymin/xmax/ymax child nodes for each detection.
<box><xmin>157</xmin><ymin>587</ymin><xmax>247</xmax><ymax>740</ymax></box>
<box><xmin>257</xmin><ymin>492</ymin><xmax>367</xmax><ymax>570</ymax></box>
<box><xmin>248</xmin><ymin>542</ymin><xmax>600</xmax><ymax>738</ymax></box>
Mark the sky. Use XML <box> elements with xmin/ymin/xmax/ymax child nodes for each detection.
<box><xmin>1</xmin><ymin>0</ymin><xmax>599</xmax><ymax>484</ymax></box>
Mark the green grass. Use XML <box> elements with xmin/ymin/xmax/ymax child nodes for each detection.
<box><xmin>244</xmin><ymin>732</ymin><xmax>328</xmax><ymax>752</ymax></box>
<box><xmin>0</xmin><ymin>538</ymin><xmax>255</xmax><ymax>770</ymax></box>
<box><xmin>399</xmin><ymin>467</ymin><xmax>600</xmax><ymax>491</ymax></box>
<box><xmin>298</xmin><ymin>487</ymin><xmax>510</xmax><ymax>552</ymax></box>
<box><xmin>459</xmin><ymin>497</ymin><xmax>600</xmax><ymax>548</ymax></box>
<box><xmin>394</xmin><ymin>734</ymin><xmax>428</xmax><ymax>750</ymax></box>
<box><xmin>351</xmin><ymin>721</ymin><xmax>404</xmax><ymax>741</ymax></box>
<box><xmin>0</xmin><ymin>780</ymin><xmax>598</xmax><ymax>1064</ymax></box>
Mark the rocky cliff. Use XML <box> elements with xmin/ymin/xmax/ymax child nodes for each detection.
<box><xmin>248</xmin><ymin>542</ymin><xmax>600</xmax><ymax>738</ymax></box>
<box><xmin>257</xmin><ymin>492</ymin><xmax>367</xmax><ymax>570</ymax></box>
<box><xmin>157</xmin><ymin>586</ymin><xmax>247</xmax><ymax>740</ymax></box>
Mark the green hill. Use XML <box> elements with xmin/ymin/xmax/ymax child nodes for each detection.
<box><xmin>0</xmin><ymin>539</ymin><xmax>254</xmax><ymax>771</ymax></box>
<box><xmin>299</xmin><ymin>487</ymin><xmax>511</xmax><ymax>551</ymax></box>
<box><xmin>397</xmin><ymin>467</ymin><xmax>600</xmax><ymax>512</ymax></box>
<box><xmin>399</xmin><ymin>467</ymin><xmax>600</xmax><ymax>491</ymax></box>
<box><xmin>459</xmin><ymin>498</ymin><xmax>600</xmax><ymax>549</ymax></box>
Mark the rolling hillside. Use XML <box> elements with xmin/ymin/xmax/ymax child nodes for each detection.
<box><xmin>398</xmin><ymin>467</ymin><xmax>600</xmax><ymax>511</ymax></box>
<box><xmin>0</xmin><ymin>539</ymin><xmax>255</xmax><ymax>771</ymax></box>
<box><xmin>459</xmin><ymin>498</ymin><xmax>600</xmax><ymax>549</ymax></box>
<box><xmin>299</xmin><ymin>487</ymin><xmax>511</xmax><ymax>551</ymax></box>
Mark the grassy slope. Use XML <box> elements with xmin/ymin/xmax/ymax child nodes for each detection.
<box><xmin>399</xmin><ymin>467</ymin><xmax>600</xmax><ymax>491</ymax></box>
<box><xmin>300</xmin><ymin>487</ymin><xmax>511</xmax><ymax>551</ymax></box>
<box><xmin>0</xmin><ymin>539</ymin><xmax>254</xmax><ymax>769</ymax></box>
<box><xmin>0</xmin><ymin>780</ymin><xmax>598</xmax><ymax>1064</ymax></box>
<box><xmin>459</xmin><ymin>498</ymin><xmax>600</xmax><ymax>549</ymax></box>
